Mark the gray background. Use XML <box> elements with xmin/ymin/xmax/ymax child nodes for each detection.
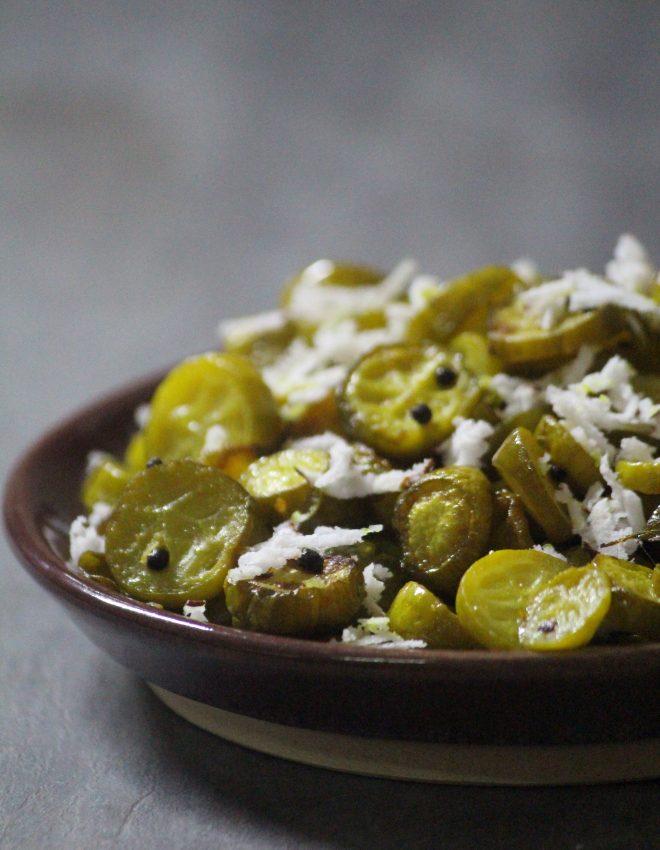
<box><xmin>2</xmin><ymin>2</ymin><xmax>659</xmax><ymax>848</ymax></box>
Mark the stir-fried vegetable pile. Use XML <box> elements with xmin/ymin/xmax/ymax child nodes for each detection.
<box><xmin>70</xmin><ymin>235</ymin><xmax>660</xmax><ymax>650</ymax></box>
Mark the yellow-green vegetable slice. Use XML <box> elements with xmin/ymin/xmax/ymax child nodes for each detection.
<box><xmin>492</xmin><ymin>426</ymin><xmax>573</xmax><ymax>544</ymax></box>
<box><xmin>447</xmin><ymin>331</ymin><xmax>503</xmax><ymax>377</ymax></box>
<box><xmin>124</xmin><ymin>431</ymin><xmax>148</xmax><ymax>471</ymax></box>
<box><xmin>518</xmin><ymin>566</ymin><xmax>611</xmax><ymax>651</ymax></box>
<box><xmin>407</xmin><ymin>266</ymin><xmax>518</xmax><ymax>343</ymax></box>
<box><xmin>486</xmin><ymin>405</ymin><xmax>548</xmax><ymax>461</ymax></box>
<box><xmin>615</xmin><ymin>460</ymin><xmax>660</xmax><ymax>495</ymax></box>
<box><xmin>388</xmin><ymin>581</ymin><xmax>476</xmax><ymax>648</ymax></box>
<box><xmin>145</xmin><ymin>352</ymin><xmax>283</xmax><ymax>463</ymax></box>
<box><xmin>594</xmin><ymin>554</ymin><xmax>660</xmax><ymax>640</ymax></box>
<box><xmin>488</xmin><ymin>487</ymin><xmax>534</xmax><ymax>550</ymax></box>
<box><xmin>340</xmin><ymin>344</ymin><xmax>481</xmax><ymax>460</ymax></box>
<box><xmin>534</xmin><ymin>415</ymin><xmax>601</xmax><ymax>497</ymax></box>
<box><xmin>82</xmin><ymin>455</ymin><xmax>131</xmax><ymax>511</ymax></box>
<box><xmin>281</xmin><ymin>260</ymin><xmax>385</xmax><ymax>334</ymax></box>
<box><xmin>105</xmin><ymin>460</ymin><xmax>260</xmax><ymax>606</ymax></box>
<box><xmin>281</xmin><ymin>259</ymin><xmax>383</xmax><ymax>303</ymax></box>
<box><xmin>239</xmin><ymin>448</ymin><xmax>329</xmax><ymax>519</ymax></box>
<box><xmin>393</xmin><ymin>467</ymin><xmax>492</xmax><ymax>599</ymax></box>
<box><xmin>224</xmin><ymin>554</ymin><xmax>365</xmax><ymax>636</ymax></box>
<box><xmin>455</xmin><ymin>549</ymin><xmax>568</xmax><ymax>649</ymax></box>
<box><xmin>488</xmin><ymin>304</ymin><xmax>626</xmax><ymax>371</ymax></box>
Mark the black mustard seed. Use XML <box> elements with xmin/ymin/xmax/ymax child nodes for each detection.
<box><xmin>435</xmin><ymin>366</ymin><xmax>458</xmax><ymax>388</ymax></box>
<box><xmin>146</xmin><ymin>457</ymin><xmax>163</xmax><ymax>468</ymax></box>
<box><xmin>548</xmin><ymin>463</ymin><xmax>567</xmax><ymax>483</ymax></box>
<box><xmin>298</xmin><ymin>549</ymin><xmax>324</xmax><ymax>573</ymax></box>
<box><xmin>147</xmin><ymin>547</ymin><xmax>170</xmax><ymax>571</ymax></box>
<box><xmin>410</xmin><ymin>403</ymin><xmax>432</xmax><ymax>425</ymax></box>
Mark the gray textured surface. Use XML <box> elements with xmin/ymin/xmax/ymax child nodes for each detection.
<box><xmin>2</xmin><ymin>2</ymin><xmax>659</xmax><ymax>848</ymax></box>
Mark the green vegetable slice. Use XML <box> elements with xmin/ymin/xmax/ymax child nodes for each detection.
<box><xmin>393</xmin><ymin>467</ymin><xmax>493</xmax><ymax>600</ymax></box>
<box><xmin>105</xmin><ymin>460</ymin><xmax>260</xmax><ymax>606</ymax></box>
<box><xmin>488</xmin><ymin>487</ymin><xmax>534</xmax><ymax>550</ymax></box>
<box><xmin>489</xmin><ymin>304</ymin><xmax>627</xmax><ymax>372</ymax></box>
<box><xmin>223</xmin><ymin>317</ymin><xmax>296</xmax><ymax>368</ymax></box>
<box><xmin>388</xmin><ymin>581</ymin><xmax>476</xmax><ymax>648</ymax></box>
<box><xmin>124</xmin><ymin>431</ymin><xmax>148</xmax><ymax>471</ymax></box>
<box><xmin>534</xmin><ymin>415</ymin><xmax>601</xmax><ymax>497</ymax></box>
<box><xmin>407</xmin><ymin>266</ymin><xmax>518</xmax><ymax>343</ymax></box>
<box><xmin>615</xmin><ymin>460</ymin><xmax>660</xmax><ymax>495</ymax></box>
<box><xmin>224</xmin><ymin>554</ymin><xmax>365</xmax><ymax>636</ymax></box>
<box><xmin>82</xmin><ymin>455</ymin><xmax>131</xmax><ymax>511</ymax></box>
<box><xmin>492</xmin><ymin>426</ymin><xmax>573</xmax><ymax>544</ymax></box>
<box><xmin>340</xmin><ymin>344</ymin><xmax>481</xmax><ymax>460</ymax></box>
<box><xmin>239</xmin><ymin>448</ymin><xmax>330</xmax><ymax>520</ymax></box>
<box><xmin>448</xmin><ymin>331</ymin><xmax>504</xmax><ymax>376</ymax></box>
<box><xmin>594</xmin><ymin>554</ymin><xmax>660</xmax><ymax>640</ymax></box>
<box><xmin>281</xmin><ymin>260</ymin><xmax>385</xmax><ymax>334</ymax></box>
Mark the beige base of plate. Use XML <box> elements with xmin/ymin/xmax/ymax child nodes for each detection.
<box><xmin>149</xmin><ymin>684</ymin><xmax>659</xmax><ymax>785</ymax></box>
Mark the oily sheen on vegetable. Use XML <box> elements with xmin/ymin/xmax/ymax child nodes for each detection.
<box><xmin>70</xmin><ymin>236</ymin><xmax>660</xmax><ymax>651</ymax></box>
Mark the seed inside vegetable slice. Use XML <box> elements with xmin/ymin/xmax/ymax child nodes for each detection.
<box><xmin>105</xmin><ymin>460</ymin><xmax>260</xmax><ymax>606</ymax></box>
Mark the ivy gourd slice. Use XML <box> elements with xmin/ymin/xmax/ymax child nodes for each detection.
<box><xmin>393</xmin><ymin>467</ymin><xmax>493</xmax><ymax>600</ymax></box>
<box><xmin>388</xmin><ymin>581</ymin><xmax>476</xmax><ymax>649</ymax></box>
<box><xmin>339</xmin><ymin>344</ymin><xmax>481</xmax><ymax>460</ymax></box>
<box><xmin>145</xmin><ymin>352</ymin><xmax>283</xmax><ymax>463</ymax></box>
<box><xmin>239</xmin><ymin>448</ymin><xmax>330</xmax><ymax>520</ymax></box>
<box><xmin>595</xmin><ymin>554</ymin><xmax>660</xmax><ymax>640</ymax></box>
<box><xmin>105</xmin><ymin>460</ymin><xmax>261</xmax><ymax>606</ymax></box>
<box><xmin>224</xmin><ymin>554</ymin><xmax>365</xmax><ymax>636</ymax></box>
<box><xmin>492</xmin><ymin>426</ymin><xmax>573</xmax><ymax>544</ymax></box>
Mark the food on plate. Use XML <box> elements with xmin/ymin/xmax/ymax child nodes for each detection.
<box><xmin>69</xmin><ymin>234</ymin><xmax>660</xmax><ymax>651</ymax></box>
